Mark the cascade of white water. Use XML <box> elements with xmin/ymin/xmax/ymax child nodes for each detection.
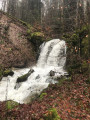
<box><xmin>37</xmin><ymin>39</ymin><xmax>61</xmax><ymax>67</ymax></box>
<box><xmin>0</xmin><ymin>39</ymin><xmax>67</xmax><ymax>103</ymax></box>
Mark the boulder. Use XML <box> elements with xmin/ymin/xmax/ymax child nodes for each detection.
<box><xmin>36</xmin><ymin>75</ymin><xmax>40</xmax><ymax>79</ymax></box>
<box><xmin>29</xmin><ymin>32</ymin><xmax>45</xmax><ymax>51</ymax></box>
<box><xmin>16</xmin><ymin>68</ymin><xmax>34</xmax><ymax>83</ymax></box>
<box><xmin>28</xmin><ymin>69</ymin><xmax>34</xmax><ymax>74</ymax></box>
<box><xmin>3</xmin><ymin>69</ymin><xmax>14</xmax><ymax>77</ymax></box>
<box><xmin>50</xmin><ymin>70</ymin><xmax>55</xmax><ymax>76</ymax></box>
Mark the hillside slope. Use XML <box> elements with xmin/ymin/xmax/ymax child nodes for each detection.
<box><xmin>0</xmin><ymin>11</ymin><xmax>36</xmax><ymax>68</ymax></box>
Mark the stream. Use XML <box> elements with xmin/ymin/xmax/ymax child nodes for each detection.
<box><xmin>0</xmin><ymin>39</ymin><xmax>67</xmax><ymax>104</ymax></box>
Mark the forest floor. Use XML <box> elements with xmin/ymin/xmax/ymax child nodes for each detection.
<box><xmin>0</xmin><ymin>74</ymin><xmax>90</xmax><ymax>120</ymax></box>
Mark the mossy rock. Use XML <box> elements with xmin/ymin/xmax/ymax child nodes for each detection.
<box><xmin>17</xmin><ymin>69</ymin><xmax>34</xmax><ymax>83</ymax></box>
<box><xmin>6</xmin><ymin>100</ymin><xmax>19</xmax><ymax>110</ymax></box>
<box><xmin>31</xmin><ymin>32</ymin><xmax>44</xmax><ymax>40</ymax></box>
<box><xmin>44</xmin><ymin>108</ymin><xmax>61</xmax><ymax>120</ymax></box>
<box><xmin>27</xmin><ymin>24</ymin><xmax>33</xmax><ymax>38</ymax></box>
<box><xmin>17</xmin><ymin>73</ymin><xmax>30</xmax><ymax>83</ymax></box>
<box><xmin>31</xmin><ymin>32</ymin><xmax>44</xmax><ymax>44</ymax></box>
<box><xmin>3</xmin><ymin>69</ymin><xmax>14</xmax><ymax>77</ymax></box>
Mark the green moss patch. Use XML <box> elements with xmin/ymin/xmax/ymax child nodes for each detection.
<box><xmin>6</xmin><ymin>100</ymin><xmax>19</xmax><ymax>110</ymax></box>
<box><xmin>17</xmin><ymin>69</ymin><xmax>34</xmax><ymax>83</ymax></box>
<box><xmin>44</xmin><ymin>108</ymin><xmax>61</xmax><ymax>120</ymax></box>
<box><xmin>40</xmin><ymin>93</ymin><xmax>47</xmax><ymax>100</ymax></box>
<box><xmin>17</xmin><ymin>73</ymin><xmax>30</xmax><ymax>83</ymax></box>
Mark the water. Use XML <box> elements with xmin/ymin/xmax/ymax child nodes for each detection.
<box><xmin>0</xmin><ymin>39</ymin><xmax>67</xmax><ymax>104</ymax></box>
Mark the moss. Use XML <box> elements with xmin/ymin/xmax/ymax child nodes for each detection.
<box><xmin>17</xmin><ymin>69</ymin><xmax>34</xmax><ymax>83</ymax></box>
<box><xmin>6</xmin><ymin>100</ymin><xmax>19</xmax><ymax>110</ymax></box>
<box><xmin>27</xmin><ymin>29</ymin><xmax>31</xmax><ymax>35</ymax></box>
<box><xmin>44</xmin><ymin>108</ymin><xmax>61</xmax><ymax>120</ymax></box>
<box><xmin>3</xmin><ymin>69</ymin><xmax>14</xmax><ymax>77</ymax></box>
<box><xmin>28</xmin><ymin>32</ymin><xmax>45</xmax><ymax>50</ymax></box>
<box><xmin>19</xmin><ymin>19</ymin><xmax>28</xmax><ymax>26</ymax></box>
<box><xmin>27</xmin><ymin>24</ymin><xmax>33</xmax><ymax>36</ymax></box>
<box><xmin>27</xmin><ymin>29</ymin><xmax>31</xmax><ymax>40</ymax></box>
<box><xmin>31</xmin><ymin>32</ymin><xmax>44</xmax><ymax>37</ymax></box>
<box><xmin>17</xmin><ymin>73</ymin><xmax>30</xmax><ymax>83</ymax></box>
<box><xmin>31</xmin><ymin>32</ymin><xmax>44</xmax><ymax>43</ymax></box>
<box><xmin>40</xmin><ymin>93</ymin><xmax>47</xmax><ymax>100</ymax></box>
<box><xmin>27</xmin><ymin>24</ymin><xmax>33</xmax><ymax>30</ymax></box>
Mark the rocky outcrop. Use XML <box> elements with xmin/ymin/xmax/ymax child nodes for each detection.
<box><xmin>0</xmin><ymin>11</ymin><xmax>36</xmax><ymax>69</ymax></box>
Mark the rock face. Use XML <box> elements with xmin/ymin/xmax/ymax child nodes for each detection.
<box><xmin>0</xmin><ymin>11</ymin><xmax>36</xmax><ymax>68</ymax></box>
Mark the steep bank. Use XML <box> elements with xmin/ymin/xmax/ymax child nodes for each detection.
<box><xmin>0</xmin><ymin>11</ymin><xmax>36</xmax><ymax>69</ymax></box>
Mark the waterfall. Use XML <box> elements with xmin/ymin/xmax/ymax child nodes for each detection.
<box><xmin>0</xmin><ymin>39</ymin><xmax>67</xmax><ymax>104</ymax></box>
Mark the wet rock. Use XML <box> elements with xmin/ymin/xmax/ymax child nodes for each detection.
<box><xmin>14</xmin><ymin>83</ymin><xmax>21</xmax><ymax>90</ymax></box>
<box><xmin>50</xmin><ymin>70</ymin><xmax>55</xmax><ymax>76</ymax></box>
<box><xmin>28</xmin><ymin>69</ymin><xmax>34</xmax><ymax>74</ymax></box>
<box><xmin>3</xmin><ymin>69</ymin><xmax>14</xmax><ymax>77</ymax></box>
<box><xmin>16</xmin><ymin>69</ymin><xmax>34</xmax><ymax>83</ymax></box>
<box><xmin>36</xmin><ymin>75</ymin><xmax>40</xmax><ymax>79</ymax></box>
